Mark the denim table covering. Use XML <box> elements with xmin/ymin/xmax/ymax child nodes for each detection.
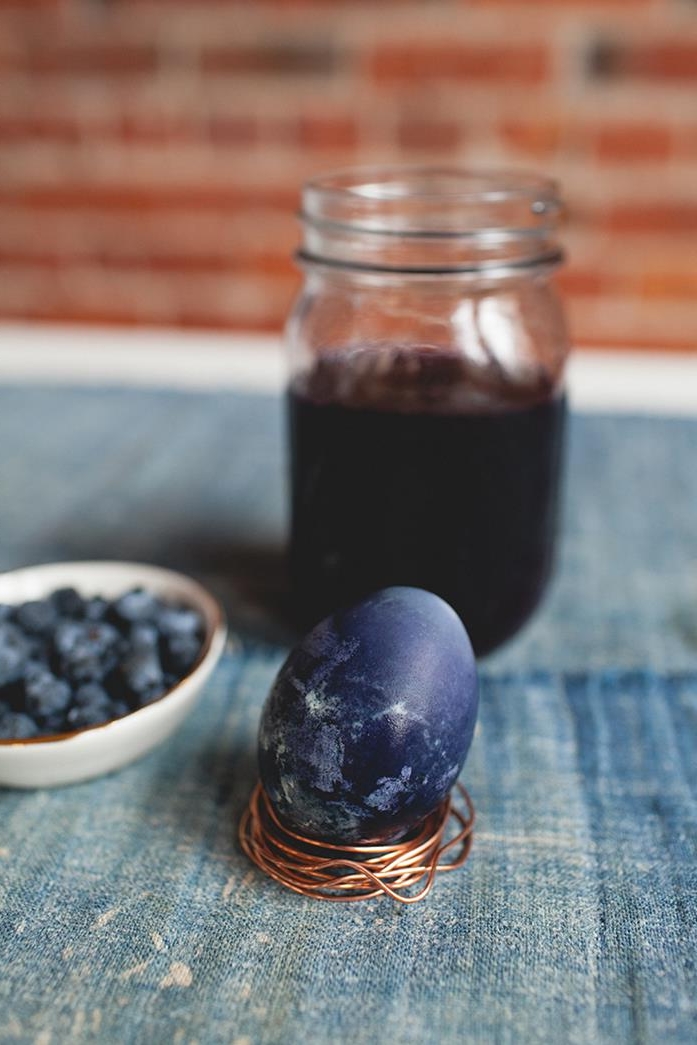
<box><xmin>0</xmin><ymin>386</ymin><xmax>695</xmax><ymax>1045</ymax></box>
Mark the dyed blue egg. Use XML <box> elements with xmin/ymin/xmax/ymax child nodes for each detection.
<box><xmin>258</xmin><ymin>587</ymin><xmax>478</xmax><ymax>845</ymax></box>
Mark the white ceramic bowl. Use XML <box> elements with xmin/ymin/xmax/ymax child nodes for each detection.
<box><xmin>0</xmin><ymin>561</ymin><xmax>227</xmax><ymax>788</ymax></box>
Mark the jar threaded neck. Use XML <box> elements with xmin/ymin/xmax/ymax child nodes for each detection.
<box><xmin>300</xmin><ymin>166</ymin><xmax>564</xmax><ymax>275</ymax></box>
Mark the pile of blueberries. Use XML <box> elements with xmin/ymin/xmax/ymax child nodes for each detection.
<box><xmin>0</xmin><ymin>587</ymin><xmax>205</xmax><ymax>740</ymax></box>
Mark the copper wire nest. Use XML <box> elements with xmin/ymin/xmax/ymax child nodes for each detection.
<box><xmin>239</xmin><ymin>781</ymin><xmax>475</xmax><ymax>904</ymax></box>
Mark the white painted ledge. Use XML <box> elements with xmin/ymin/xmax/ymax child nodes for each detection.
<box><xmin>566</xmin><ymin>351</ymin><xmax>697</xmax><ymax>418</ymax></box>
<box><xmin>0</xmin><ymin>324</ymin><xmax>285</xmax><ymax>394</ymax></box>
<box><xmin>0</xmin><ymin>322</ymin><xmax>695</xmax><ymax>417</ymax></box>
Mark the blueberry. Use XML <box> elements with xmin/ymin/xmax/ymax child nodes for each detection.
<box><xmin>112</xmin><ymin>588</ymin><xmax>159</xmax><ymax>625</ymax></box>
<box><xmin>50</xmin><ymin>587</ymin><xmax>85</xmax><ymax>618</ymax></box>
<box><xmin>0</xmin><ymin>710</ymin><xmax>39</xmax><ymax>740</ymax></box>
<box><xmin>23</xmin><ymin>657</ymin><xmax>51</xmax><ymax>679</ymax></box>
<box><xmin>157</xmin><ymin>607</ymin><xmax>202</xmax><ymax>638</ymax></box>
<box><xmin>66</xmin><ymin>682</ymin><xmax>119</xmax><ymax>730</ymax></box>
<box><xmin>72</xmin><ymin>679</ymin><xmax>123</xmax><ymax>724</ymax></box>
<box><xmin>22</xmin><ymin>636</ymin><xmax>48</xmax><ymax>665</ymax></box>
<box><xmin>137</xmin><ymin>686</ymin><xmax>166</xmax><ymax>707</ymax></box>
<box><xmin>14</xmin><ymin>599</ymin><xmax>58</xmax><ymax>637</ymax></box>
<box><xmin>66</xmin><ymin>703</ymin><xmax>112</xmax><ymax>729</ymax></box>
<box><xmin>120</xmin><ymin>646</ymin><xmax>165</xmax><ymax>703</ymax></box>
<box><xmin>0</xmin><ymin>622</ymin><xmax>31</xmax><ymax>686</ymax></box>
<box><xmin>24</xmin><ymin>668</ymin><xmax>71</xmax><ymax>720</ymax></box>
<box><xmin>73</xmin><ymin>682</ymin><xmax>111</xmax><ymax>709</ymax></box>
<box><xmin>0</xmin><ymin>604</ymin><xmax>12</xmax><ymax>622</ymax></box>
<box><xmin>54</xmin><ymin>620</ymin><xmax>120</xmax><ymax>661</ymax></box>
<box><xmin>54</xmin><ymin>621</ymin><xmax>121</xmax><ymax>687</ymax></box>
<box><xmin>71</xmin><ymin>658</ymin><xmax>110</xmax><ymax>684</ymax></box>
<box><xmin>130</xmin><ymin>623</ymin><xmax>159</xmax><ymax>650</ymax></box>
<box><xmin>53</xmin><ymin>621</ymin><xmax>85</xmax><ymax>658</ymax></box>
<box><xmin>84</xmin><ymin>597</ymin><xmax>108</xmax><ymax>622</ymax></box>
<box><xmin>42</xmin><ymin>713</ymin><xmax>69</xmax><ymax>735</ymax></box>
<box><xmin>161</xmin><ymin>634</ymin><xmax>201</xmax><ymax>676</ymax></box>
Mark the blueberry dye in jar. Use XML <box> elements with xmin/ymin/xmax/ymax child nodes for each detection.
<box><xmin>289</xmin><ymin>346</ymin><xmax>566</xmax><ymax>654</ymax></box>
<box><xmin>286</xmin><ymin>167</ymin><xmax>571</xmax><ymax>652</ymax></box>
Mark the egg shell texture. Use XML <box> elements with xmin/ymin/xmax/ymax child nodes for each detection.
<box><xmin>258</xmin><ymin>587</ymin><xmax>478</xmax><ymax>845</ymax></box>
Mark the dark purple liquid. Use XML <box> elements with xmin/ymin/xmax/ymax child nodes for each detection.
<box><xmin>289</xmin><ymin>349</ymin><xmax>566</xmax><ymax>654</ymax></box>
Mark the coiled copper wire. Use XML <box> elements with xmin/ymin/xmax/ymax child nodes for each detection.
<box><xmin>239</xmin><ymin>781</ymin><xmax>475</xmax><ymax>903</ymax></box>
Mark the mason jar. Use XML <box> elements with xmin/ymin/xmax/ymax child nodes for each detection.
<box><xmin>285</xmin><ymin>167</ymin><xmax>569</xmax><ymax>654</ymax></box>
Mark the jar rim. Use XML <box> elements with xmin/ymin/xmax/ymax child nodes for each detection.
<box><xmin>305</xmin><ymin>165</ymin><xmax>559</xmax><ymax>203</ymax></box>
<box><xmin>301</xmin><ymin>165</ymin><xmax>562</xmax><ymax>238</ymax></box>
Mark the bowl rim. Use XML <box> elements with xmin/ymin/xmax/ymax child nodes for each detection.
<box><xmin>0</xmin><ymin>559</ymin><xmax>227</xmax><ymax>749</ymax></box>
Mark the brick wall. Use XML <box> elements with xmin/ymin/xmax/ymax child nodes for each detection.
<box><xmin>1</xmin><ymin>0</ymin><xmax>696</xmax><ymax>351</ymax></box>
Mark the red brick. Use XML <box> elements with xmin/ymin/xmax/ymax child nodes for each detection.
<box><xmin>675</xmin><ymin>126</ymin><xmax>697</xmax><ymax>158</ymax></box>
<box><xmin>556</xmin><ymin>268</ymin><xmax>697</xmax><ymax>302</ymax></box>
<box><xmin>555</xmin><ymin>270</ymin><xmax>609</xmax><ymax>297</ymax></box>
<box><xmin>0</xmin><ymin>112</ymin><xmax>261</xmax><ymax>146</ymax></box>
<box><xmin>397</xmin><ymin>119</ymin><xmax>462</xmax><ymax>151</ymax></box>
<box><xmin>0</xmin><ymin>205</ymin><xmax>298</xmax><ymax>263</ymax></box>
<box><xmin>116</xmin><ymin>114</ymin><xmax>256</xmax><ymax>146</ymax></box>
<box><xmin>499</xmin><ymin>119</ymin><xmax>562</xmax><ymax>158</ymax></box>
<box><xmin>0</xmin><ymin>116</ymin><xmax>82</xmax><ymax>143</ymax></box>
<box><xmin>595</xmin><ymin>124</ymin><xmax>672</xmax><ymax>161</ymax></box>
<box><xmin>117</xmin><ymin>115</ymin><xmax>184</xmax><ymax>145</ymax></box>
<box><xmin>298</xmin><ymin>116</ymin><xmax>358</xmax><ymax>150</ymax></box>
<box><xmin>471</xmin><ymin>0</ymin><xmax>649</xmax><ymax>5</ymax></box>
<box><xmin>602</xmin><ymin>204</ymin><xmax>697</xmax><ymax>234</ymax></box>
<box><xmin>589</xmin><ymin>41</ymin><xmax>697</xmax><ymax>82</ymax></box>
<box><xmin>201</xmin><ymin>43</ymin><xmax>338</xmax><ymax>75</ymax></box>
<box><xmin>573</xmin><ymin>334</ymin><xmax>697</xmax><ymax>352</ymax></box>
<box><xmin>116</xmin><ymin>0</ymin><xmax>415</xmax><ymax>5</ymax></box>
<box><xmin>0</xmin><ymin>263</ymin><xmax>297</xmax><ymax>328</ymax></box>
<box><xmin>208</xmin><ymin>116</ymin><xmax>258</xmax><ymax>146</ymax></box>
<box><xmin>1</xmin><ymin>44</ymin><xmax>158</xmax><ymax>75</ymax></box>
<box><xmin>639</xmin><ymin>271</ymin><xmax>697</xmax><ymax>300</ymax></box>
<box><xmin>0</xmin><ymin>185</ymin><xmax>299</xmax><ymax>212</ymax></box>
<box><xmin>0</xmin><ymin>0</ymin><xmax>61</xmax><ymax>6</ymax></box>
<box><xmin>0</xmin><ymin>248</ymin><xmax>293</xmax><ymax>277</ymax></box>
<box><xmin>371</xmin><ymin>44</ymin><xmax>549</xmax><ymax>84</ymax></box>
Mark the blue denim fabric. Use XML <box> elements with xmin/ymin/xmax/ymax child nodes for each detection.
<box><xmin>0</xmin><ymin>387</ymin><xmax>695</xmax><ymax>1044</ymax></box>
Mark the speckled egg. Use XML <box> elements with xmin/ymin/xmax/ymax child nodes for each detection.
<box><xmin>258</xmin><ymin>587</ymin><xmax>478</xmax><ymax>845</ymax></box>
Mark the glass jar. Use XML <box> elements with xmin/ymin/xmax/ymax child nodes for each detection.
<box><xmin>285</xmin><ymin>166</ymin><xmax>569</xmax><ymax>654</ymax></box>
